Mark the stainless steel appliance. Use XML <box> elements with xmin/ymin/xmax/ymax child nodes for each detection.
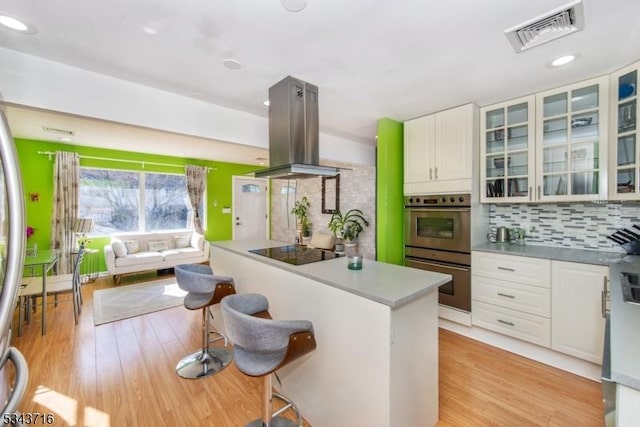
<box><xmin>254</xmin><ymin>76</ymin><xmax>339</xmax><ymax>179</ymax></box>
<box><xmin>404</xmin><ymin>194</ymin><xmax>471</xmax><ymax>312</ymax></box>
<box><xmin>0</xmin><ymin>104</ymin><xmax>29</xmax><ymax>419</ymax></box>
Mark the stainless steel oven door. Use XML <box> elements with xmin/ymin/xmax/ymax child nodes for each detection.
<box><xmin>405</xmin><ymin>257</ymin><xmax>471</xmax><ymax>312</ymax></box>
<box><xmin>404</xmin><ymin>208</ymin><xmax>471</xmax><ymax>253</ymax></box>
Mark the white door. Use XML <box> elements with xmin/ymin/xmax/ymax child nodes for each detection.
<box><xmin>233</xmin><ymin>177</ymin><xmax>268</xmax><ymax>240</ymax></box>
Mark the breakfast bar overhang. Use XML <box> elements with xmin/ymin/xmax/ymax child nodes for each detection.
<box><xmin>209</xmin><ymin>240</ymin><xmax>451</xmax><ymax>427</ymax></box>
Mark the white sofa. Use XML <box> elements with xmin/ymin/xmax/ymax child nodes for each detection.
<box><xmin>104</xmin><ymin>231</ymin><xmax>209</xmax><ymax>285</ymax></box>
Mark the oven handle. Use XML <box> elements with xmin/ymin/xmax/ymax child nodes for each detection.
<box><xmin>405</xmin><ymin>257</ymin><xmax>470</xmax><ymax>272</ymax></box>
<box><xmin>405</xmin><ymin>207</ymin><xmax>471</xmax><ymax>213</ymax></box>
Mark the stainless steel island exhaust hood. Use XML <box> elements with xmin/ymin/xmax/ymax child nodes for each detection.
<box><xmin>254</xmin><ymin>76</ymin><xmax>339</xmax><ymax>179</ymax></box>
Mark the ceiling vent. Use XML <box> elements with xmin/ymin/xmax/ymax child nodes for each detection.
<box><xmin>505</xmin><ymin>0</ymin><xmax>585</xmax><ymax>53</ymax></box>
<box><xmin>42</xmin><ymin>126</ymin><xmax>74</xmax><ymax>136</ymax></box>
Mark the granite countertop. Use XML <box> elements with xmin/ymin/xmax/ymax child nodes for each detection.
<box><xmin>210</xmin><ymin>239</ymin><xmax>451</xmax><ymax>309</ymax></box>
<box><xmin>473</xmin><ymin>242</ymin><xmax>626</xmax><ymax>266</ymax></box>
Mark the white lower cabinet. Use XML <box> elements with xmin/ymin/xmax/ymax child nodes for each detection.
<box><xmin>473</xmin><ymin>301</ymin><xmax>551</xmax><ymax>347</ymax></box>
<box><xmin>551</xmin><ymin>260</ymin><xmax>607</xmax><ymax>364</ymax></box>
<box><xmin>472</xmin><ymin>252</ymin><xmax>551</xmax><ymax>346</ymax></box>
<box><xmin>472</xmin><ymin>251</ymin><xmax>607</xmax><ymax>364</ymax></box>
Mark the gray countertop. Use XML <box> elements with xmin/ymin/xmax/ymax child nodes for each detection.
<box><xmin>473</xmin><ymin>242</ymin><xmax>626</xmax><ymax>266</ymax></box>
<box><xmin>210</xmin><ymin>239</ymin><xmax>451</xmax><ymax>308</ymax></box>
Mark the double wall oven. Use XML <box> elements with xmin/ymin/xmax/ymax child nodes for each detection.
<box><xmin>404</xmin><ymin>194</ymin><xmax>471</xmax><ymax>312</ymax></box>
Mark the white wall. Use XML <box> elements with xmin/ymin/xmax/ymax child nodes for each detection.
<box><xmin>0</xmin><ymin>47</ymin><xmax>376</xmax><ymax>166</ymax></box>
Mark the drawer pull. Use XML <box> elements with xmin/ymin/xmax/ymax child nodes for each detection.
<box><xmin>497</xmin><ymin>292</ymin><xmax>515</xmax><ymax>299</ymax></box>
<box><xmin>497</xmin><ymin>266</ymin><xmax>515</xmax><ymax>272</ymax></box>
<box><xmin>497</xmin><ymin>319</ymin><xmax>515</xmax><ymax>327</ymax></box>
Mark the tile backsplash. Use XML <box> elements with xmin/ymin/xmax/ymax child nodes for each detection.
<box><xmin>490</xmin><ymin>203</ymin><xmax>640</xmax><ymax>252</ymax></box>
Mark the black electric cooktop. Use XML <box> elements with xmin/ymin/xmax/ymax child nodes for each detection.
<box><xmin>249</xmin><ymin>245</ymin><xmax>342</xmax><ymax>266</ymax></box>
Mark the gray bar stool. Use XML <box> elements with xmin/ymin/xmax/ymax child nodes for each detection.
<box><xmin>174</xmin><ymin>263</ymin><xmax>236</xmax><ymax>379</ymax></box>
<box><xmin>221</xmin><ymin>293</ymin><xmax>316</xmax><ymax>427</ymax></box>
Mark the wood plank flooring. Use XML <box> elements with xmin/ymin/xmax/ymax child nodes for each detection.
<box><xmin>11</xmin><ymin>274</ymin><xmax>604</xmax><ymax>426</ymax></box>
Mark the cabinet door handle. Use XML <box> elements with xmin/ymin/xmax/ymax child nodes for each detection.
<box><xmin>602</xmin><ymin>276</ymin><xmax>609</xmax><ymax>318</ymax></box>
<box><xmin>429</xmin><ymin>168</ymin><xmax>433</xmax><ymax>180</ymax></box>
<box><xmin>434</xmin><ymin>167</ymin><xmax>438</xmax><ymax>179</ymax></box>
<box><xmin>537</xmin><ymin>185</ymin><xmax>541</xmax><ymax>199</ymax></box>
<box><xmin>497</xmin><ymin>266</ymin><xmax>515</xmax><ymax>272</ymax></box>
<box><xmin>529</xmin><ymin>187</ymin><xmax>532</xmax><ymax>201</ymax></box>
<box><xmin>497</xmin><ymin>292</ymin><xmax>515</xmax><ymax>299</ymax></box>
<box><xmin>498</xmin><ymin>319</ymin><xmax>515</xmax><ymax>327</ymax></box>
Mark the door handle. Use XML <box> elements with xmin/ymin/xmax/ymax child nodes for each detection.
<box><xmin>429</xmin><ymin>168</ymin><xmax>433</xmax><ymax>180</ymax></box>
<box><xmin>529</xmin><ymin>187</ymin><xmax>532</xmax><ymax>201</ymax></box>
<box><xmin>434</xmin><ymin>167</ymin><xmax>438</xmax><ymax>179</ymax></box>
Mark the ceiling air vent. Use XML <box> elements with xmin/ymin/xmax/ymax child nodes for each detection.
<box><xmin>505</xmin><ymin>0</ymin><xmax>585</xmax><ymax>53</ymax></box>
<box><xmin>42</xmin><ymin>126</ymin><xmax>75</xmax><ymax>136</ymax></box>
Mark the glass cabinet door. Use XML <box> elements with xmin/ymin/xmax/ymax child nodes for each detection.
<box><xmin>536</xmin><ymin>76</ymin><xmax>608</xmax><ymax>201</ymax></box>
<box><xmin>480</xmin><ymin>96</ymin><xmax>535</xmax><ymax>203</ymax></box>
<box><xmin>611</xmin><ymin>63</ymin><xmax>639</xmax><ymax>199</ymax></box>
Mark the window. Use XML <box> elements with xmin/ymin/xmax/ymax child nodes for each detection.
<box><xmin>79</xmin><ymin>168</ymin><xmax>200</xmax><ymax>234</ymax></box>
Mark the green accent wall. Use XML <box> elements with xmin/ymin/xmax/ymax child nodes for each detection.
<box><xmin>17</xmin><ymin>139</ymin><xmax>257</xmax><ymax>272</ymax></box>
<box><xmin>376</xmin><ymin>118</ymin><xmax>404</xmax><ymax>265</ymax></box>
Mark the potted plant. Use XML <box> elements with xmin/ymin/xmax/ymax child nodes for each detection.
<box><xmin>291</xmin><ymin>196</ymin><xmax>312</xmax><ymax>238</ymax></box>
<box><xmin>328</xmin><ymin>209</ymin><xmax>370</xmax><ymax>245</ymax></box>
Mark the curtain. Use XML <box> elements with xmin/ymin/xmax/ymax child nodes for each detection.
<box><xmin>50</xmin><ymin>152</ymin><xmax>80</xmax><ymax>273</ymax></box>
<box><xmin>185</xmin><ymin>164</ymin><xmax>207</xmax><ymax>234</ymax></box>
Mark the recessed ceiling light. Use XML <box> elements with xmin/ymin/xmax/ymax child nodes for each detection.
<box><xmin>143</xmin><ymin>27</ymin><xmax>158</xmax><ymax>35</ymax></box>
<box><xmin>58</xmin><ymin>137</ymin><xmax>72</xmax><ymax>142</ymax></box>
<box><xmin>222</xmin><ymin>58</ymin><xmax>242</xmax><ymax>70</ymax></box>
<box><xmin>0</xmin><ymin>14</ymin><xmax>36</xmax><ymax>34</ymax></box>
<box><xmin>281</xmin><ymin>0</ymin><xmax>307</xmax><ymax>12</ymax></box>
<box><xmin>550</xmin><ymin>54</ymin><xmax>576</xmax><ymax>67</ymax></box>
<box><xmin>263</xmin><ymin>100</ymin><xmax>270</xmax><ymax>106</ymax></box>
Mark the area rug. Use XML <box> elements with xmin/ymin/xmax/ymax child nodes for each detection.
<box><xmin>93</xmin><ymin>278</ymin><xmax>187</xmax><ymax>326</ymax></box>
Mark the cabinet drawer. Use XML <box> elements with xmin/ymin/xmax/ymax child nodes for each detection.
<box><xmin>472</xmin><ymin>275</ymin><xmax>550</xmax><ymax>317</ymax></box>
<box><xmin>472</xmin><ymin>301</ymin><xmax>551</xmax><ymax>347</ymax></box>
<box><xmin>472</xmin><ymin>251</ymin><xmax>551</xmax><ymax>288</ymax></box>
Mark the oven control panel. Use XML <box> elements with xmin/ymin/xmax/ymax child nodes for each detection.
<box><xmin>404</xmin><ymin>194</ymin><xmax>470</xmax><ymax>207</ymax></box>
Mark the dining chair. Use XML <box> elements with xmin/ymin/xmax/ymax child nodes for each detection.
<box><xmin>18</xmin><ymin>245</ymin><xmax>85</xmax><ymax>330</ymax></box>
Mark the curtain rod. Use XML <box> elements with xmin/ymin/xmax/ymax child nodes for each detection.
<box><xmin>37</xmin><ymin>151</ymin><xmax>216</xmax><ymax>171</ymax></box>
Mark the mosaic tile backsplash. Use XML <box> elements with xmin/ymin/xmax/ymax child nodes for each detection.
<box><xmin>489</xmin><ymin>203</ymin><xmax>640</xmax><ymax>253</ymax></box>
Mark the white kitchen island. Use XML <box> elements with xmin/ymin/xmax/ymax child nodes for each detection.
<box><xmin>209</xmin><ymin>239</ymin><xmax>451</xmax><ymax>427</ymax></box>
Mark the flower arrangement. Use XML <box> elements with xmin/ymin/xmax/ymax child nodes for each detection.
<box><xmin>26</xmin><ymin>226</ymin><xmax>35</xmax><ymax>239</ymax></box>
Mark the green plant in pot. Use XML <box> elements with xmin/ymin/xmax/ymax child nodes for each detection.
<box><xmin>328</xmin><ymin>209</ymin><xmax>370</xmax><ymax>244</ymax></box>
<box><xmin>291</xmin><ymin>196</ymin><xmax>312</xmax><ymax>237</ymax></box>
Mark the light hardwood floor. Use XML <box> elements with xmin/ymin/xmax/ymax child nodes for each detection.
<box><xmin>11</xmin><ymin>274</ymin><xmax>604</xmax><ymax>426</ymax></box>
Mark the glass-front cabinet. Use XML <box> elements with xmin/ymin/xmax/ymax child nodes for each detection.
<box><xmin>610</xmin><ymin>61</ymin><xmax>639</xmax><ymax>200</ymax></box>
<box><xmin>535</xmin><ymin>76</ymin><xmax>609</xmax><ymax>202</ymax></box>
<box><xmin>480</xmin><ymin>96</ymin><xmax>535</xmax><ymax>203</ymax></box>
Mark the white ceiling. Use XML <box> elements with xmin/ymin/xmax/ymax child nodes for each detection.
<box><xmin>1</xmin><ymin>0</ymin><xmax>640</xmax><ymax>163</ymax></box>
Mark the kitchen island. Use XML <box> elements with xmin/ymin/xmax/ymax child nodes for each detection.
<box><xmin>209</xmin><ymin>239</ymin><xmax>451</xmax><ymax>427</ymax></box>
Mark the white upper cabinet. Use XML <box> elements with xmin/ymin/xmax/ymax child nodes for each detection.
<box><xmin>404</xmin><ymin>103</ymin><xmax>478</xmax><ymax>195</ymax></box>
<box><xmin>480</xmin><ymin>96</ymin><xmax>536</xmax><ymax>203</ymax></box>
<box><xmin>609</xmin><ymin>60</ymin><xmax>640</xmax><ymax>200</ymax></box>
<box><xmin>535</xmin><ymin>76</ymin><xmax>609</xmax><ymax>202</ymax></box>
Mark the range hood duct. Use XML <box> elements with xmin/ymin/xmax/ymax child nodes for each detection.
<box><xmin>254</xmin><ymin>76</ymin><xmax>339</xmax><ymax>179</ymax></box>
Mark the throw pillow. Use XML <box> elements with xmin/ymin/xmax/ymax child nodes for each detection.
<box><xmin>148</xmin><ymin>240</ymin><xmax>169</xmax><ymax>252</ymax></box>
<box><xmin>174</xmin><ymin>235</ymin><xmax>191</xmax><ymax>249</ymax></box>
<box><xmin>190</xmin><ymin>233</ymin><xmax>205</xmax><ymax>250</ymax></box>
<box><xmin>124</xmin><ymin>240</ymin><xmax>140</xmax><ymax>254</ymax></box>
<box><xmin>111</xmin><ymin>240</ymin><xmax>127</xmax><ymax>257</ymax></box>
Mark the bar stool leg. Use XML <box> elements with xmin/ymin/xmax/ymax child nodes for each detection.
<box><xmin>246</xmin><ymin>374</ymin><xmax>301</xmax><ymax>427</ymax></box>
<box><xmin>175</xmin><ymin>306</ymin><xmax>232</xmax><ymax>379</ymax></box>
